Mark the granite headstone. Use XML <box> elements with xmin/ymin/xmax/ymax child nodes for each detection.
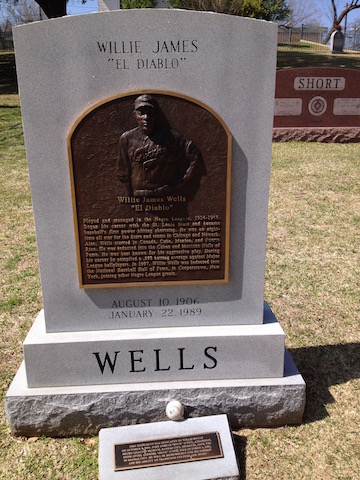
<box><xmin>273</xmin><ymin>67</ymin><xmax>360</xmax><ymax>143</ymax></box>
<box><xmin>330</xmin><ymin>29</ymin><xmax>344</xmax><ymax>54</ymax></box>
<box><xmin>5</xmin><ymin>10</ymin><xmax>305</xmax><ymax>436</ymax></box>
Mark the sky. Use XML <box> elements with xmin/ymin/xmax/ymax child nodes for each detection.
<box><xmin>313</xmin><ymin>0</ymin><xmax>360</xmax><ymax>27</ymax></box>
<box><xmin>67</xmin><ymin>0</ymin><xmax>99</xmax><ymax>16</ymax></box>
<box><xmin>67</xmin><ymin>0</ymin><xmax>360</xmax><ymax>28</ymax></box>
<box><xmin>0</xmin><ymin>0</ymin><xmax>358</xmax><ymax>28</ymax></box>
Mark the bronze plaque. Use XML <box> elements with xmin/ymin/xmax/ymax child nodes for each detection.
<box><xmin>114</xmin><ymin>432</ymin><xmax>223</xmax><ymax>471</ymax></box>
<box><xmin>69</xmin><ymin>91</ymin><xmax>231</xmax><ymax>287</ymax></box>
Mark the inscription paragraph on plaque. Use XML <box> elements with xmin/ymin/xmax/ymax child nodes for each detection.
<box><xmin>114</xmin><ymin>432</ymin><xmax>223</xmax><ymax>471</ymax></box>
<box><xmin>82</xmin><ymin>215</ymin><xmax>222</xmax><ymax>282</ymax></box>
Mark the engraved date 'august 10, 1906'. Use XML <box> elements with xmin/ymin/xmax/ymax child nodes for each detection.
<box><xmin>109</xmin><ymin>297</ymin><xmax>202</xmax><ymax>319</ymax></box>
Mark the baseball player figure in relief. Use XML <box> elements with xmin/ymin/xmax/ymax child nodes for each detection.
<box><xmin>117</xmin><ymin>94</ymin><xmax>204</xmax><ymax>198</ymax></box>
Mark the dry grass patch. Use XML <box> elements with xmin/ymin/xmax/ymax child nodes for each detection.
<box><xmin>266</xmin><ymin>143</ymin><xmax>359</xmax><ymax>346</ymax></box>
<box><xmin>242</xmin><ymin>141</ymin><xmax>360</xmax><ymax>479</ymax></box>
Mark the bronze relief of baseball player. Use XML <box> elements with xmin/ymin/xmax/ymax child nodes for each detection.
<box><xmin>118</xmin><ymin>94</ymin><xmax>204</xmax><ymax>198</ymax></box>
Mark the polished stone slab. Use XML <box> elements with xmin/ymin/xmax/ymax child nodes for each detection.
<box><xmin>13</xmin><ymin>11</ymin><xmax>277</xmax><ymax>332</ymax></box>
<box><xmin>23</xmin><ymin>304</ymin><xmax>284</xmax><ymax>387</ymax></box>
<box><xmin>98</xmin><ymin>415</ymin><xmax>239</xmax><ymax>480</ymax></box>
<box><xmin>274</xmin><ymin>67</ymin><xmax>360</xmax><ymax>129</ymax></box>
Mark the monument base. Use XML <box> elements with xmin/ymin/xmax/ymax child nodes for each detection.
<box><xmin>23</xmin><ymin>308</ymin><xmax>285</xmax><ymax>388</ymax></box>
<box><xmin>6</xmin><ymin>351</ymin><xmax>305</xmax><ymax>437</ymax></box>
<box><xmin>273</xmin><ymin>126</ymin><xmax>360</xmax><ymax>143</ymax></box>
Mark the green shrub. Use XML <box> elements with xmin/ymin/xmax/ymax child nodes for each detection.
<box><xmin>121</xmin><ymin>0</ymin><xmax>155</xmax><ymax>8</ymax></box>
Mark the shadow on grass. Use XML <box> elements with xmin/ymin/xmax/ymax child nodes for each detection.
<box><xmin>288</xmin><ymin>343</ymin><xmax>360</xmax><ymax>424</ymax></box>
<box><xmin>232</xmin><ymin>434</ymin><xmax>247</xmax><ymax>480</ymax></box>
<box><xmin>277</xmin><ymin>51</ymin><xmax>360</xmax><ymax>70</ymax></box>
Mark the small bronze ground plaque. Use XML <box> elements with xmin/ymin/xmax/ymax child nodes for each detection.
<box><xmin>114</xmin><ymin>432</ymin><xmax>223</xmax><ymax>471</ymax></box>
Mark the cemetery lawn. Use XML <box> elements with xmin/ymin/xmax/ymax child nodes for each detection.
<box><xmin>277</xmin><ymin>50</ymin><xmax>360</xmax><ymax>70</ymax></box>
<box><xmin>1</xmin><ymin>95</ymin><xmax>359</xmax><ymax>479</ymax></box>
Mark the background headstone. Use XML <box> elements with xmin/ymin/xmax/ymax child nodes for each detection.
<box><xmin>273</xmin><ymin>67</ymin><xmax>360</xmax><ymax>143</ymax></box>
<box><xmin>330</xmin><ymin>29</ymin><xmax>344</xmax><ymax>54</ymax></box>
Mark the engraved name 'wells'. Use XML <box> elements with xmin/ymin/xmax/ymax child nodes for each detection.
<box><xmin>93</xmin><ymin>347</ymin><xmax>218</xmax><ymax>374</ymax></box>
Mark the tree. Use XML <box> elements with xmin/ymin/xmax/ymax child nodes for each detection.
<box><xmin>34</xmin><ymin>0</ymin><xmax>66</xmax><ymax>17</ymax></box>
<box><xmin>4</xmin><ymin>0</ymin><xmax>46</xmax><ymax>25</ymax></box>
<box><xmin>324</xmin><ymin>0</ymin><xmax>360</xmax><ymax>43</ymax></box>
<box><xmin>0</xmin><ymin>0</ymin><xmax>88</xmax><ymax>18</ymax></box>
<box><xmin>258</xmin><ymin>0</ymin><xmax>290</xmax><ymax>21</ymax></box>
<box><xmin>168</xmin><ymin>0</ymin><xmax>291</xmax><ymax>21</ymax></box>
<box><xmin>350</xmin><ymin>17</ymin><xmax>360</xmax><ymax>48</ymax></box>
<box><xmin>285</xmin><ymin>0</ymin><xmax>321</xmax><ymax>27</ymax></box>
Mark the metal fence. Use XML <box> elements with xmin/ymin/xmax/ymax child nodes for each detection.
<box><xmin>278</xmin><ymin>25</ymin><xmax>360</xmax><ymax>53</ymax></box>
<box><xmin>345</xmin><ymin>28</ymin><xmax>360</xmax><ymax>51</ymax></box>
<box><xmin>278</xmin><ymin>25</ymin><xmax>329</xmax><ymax>52</ymax></box>
<box><xmin>0</xmin><ymin>39</ymin><xmax>13</xmax><ymax>50</ymax></box>
<box><xmin>0</xmin><ymin>29</ymin><xmax>13</xmax><ymax>51</ymax></box>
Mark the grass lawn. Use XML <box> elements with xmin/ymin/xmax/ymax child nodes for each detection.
<box><xmin>277</xmin><ymin>49</ymin><xmax>360</xmax><ymax>70</ymax></box>
<box><xmin>1</xmin><ymin>91</ymin><xmax>359</xmax><ymax>478</ymax></box>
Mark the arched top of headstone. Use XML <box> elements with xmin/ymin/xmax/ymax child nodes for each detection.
<box><xmin>330</xmin><ymin>29</ymin><xmax>344</xmax><ymax>53</ymax></box>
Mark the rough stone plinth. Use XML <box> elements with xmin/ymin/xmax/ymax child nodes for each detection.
<box><xmin>273</xmin><ymin>127</ymin><xmax>360</xmax><ymax>143</ymax></box>
<box><xmin>5</xmin><ymin>350</ymin><xmax>305</xmax><ymax>437</ymax></box>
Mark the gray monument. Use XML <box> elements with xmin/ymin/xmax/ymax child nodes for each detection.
<box><xmin>5</xmin><ymin>10</ymin><xmax>305</xmax><ymax>437</ymax></box>
<box><xmin>330</xmin><ymin>28</ymin><xmax>344</xmax><ymax>53</ymax></box>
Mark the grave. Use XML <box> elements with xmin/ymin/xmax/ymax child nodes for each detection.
<box><xmin>5</xmin><ymin>10</ymin><xmax>305</xmax><ymax>437</ymax></box>
<box><xmin>274</xmin><ymin>67</ymin><xmax>360</xmax><ymax>143</ymax></box>
<box><xmin>330</xmin><ymin>28</ymin><xmax>344</xmax><ymax>54</ymax></box>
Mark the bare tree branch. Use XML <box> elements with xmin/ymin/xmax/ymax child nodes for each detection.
<box><xmin>324</xmin><ymin>0</ymin><xmax>360</xmax><ymax>43</ymax></box>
